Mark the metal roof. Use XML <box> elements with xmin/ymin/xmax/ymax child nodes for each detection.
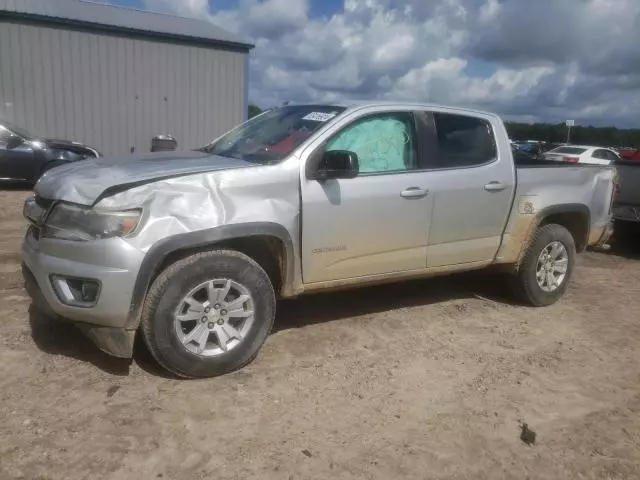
<box><xmin>0</xmin><ymin>0</ymin><xmax>253</xmax><ymax>51</ymax></box>
<box><xmin>332</xmin><ymin>101</ymin><xmax>500</xmax><ymax>119</ymax></box>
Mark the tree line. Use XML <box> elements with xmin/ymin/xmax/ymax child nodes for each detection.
<box><xmin>248</xmin><ymin>104</ymin><xmax>263</xmax><ymax>119</ymax></box>
<box><xmin>505</xmin><ymin>122</ymin><xmax>640</xmax><ymax>148</ymax></box>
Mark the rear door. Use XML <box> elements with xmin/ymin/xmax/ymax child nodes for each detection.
<box><xmin>418</xmin><ymin>111</ymin><xmax>515</xmax><ymax>268</ymax></box>
<box><xmin>604</xmin><ymin>149</ymin><xmax>621</xmax><ymax>163</ymax></box>
<box><xmin>590</xmin><ymin>149</ymin><xmax>613</xmax><ymax>165</ymax></box>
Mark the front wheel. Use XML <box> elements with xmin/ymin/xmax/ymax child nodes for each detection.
<box><xmin>140</xmin><ymin>250</ymin><xmax>276</xmax><ymax>378</ymax></box>
<box><xmin>513</xmin><ymin>224</ymin><xmax>576</xmax><ymax>307</ymax></box>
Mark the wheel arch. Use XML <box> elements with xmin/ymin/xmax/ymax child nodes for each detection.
<box><xmin>126</xmin><ymin>222</ymin><xmax>295</xmax><ymax>329</ymax></box>
<box><xmin>535</xmin><ymin>203</ymin><xmax>591</xmax><ymax>253</ymax></box>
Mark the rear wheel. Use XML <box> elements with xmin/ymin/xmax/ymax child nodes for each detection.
<box><xmin>513</xmin><ymin>224</ymin><xmax>576</xmax><ymax>306</ymax></box>
<box><xmin>140</xmin><ymin>250</ymin><xmax>276</xmax><ymax>378</ymax></box>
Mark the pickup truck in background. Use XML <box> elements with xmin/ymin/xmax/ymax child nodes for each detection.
<box><xmin>21</xmin><ymin>102</ymin><xmax>616</xmax><ymax>378</ymax></box>
<box><xmin>612</xmin><ymin>159</ymin><xmax>640</xmax><ymax>226</ymax></box>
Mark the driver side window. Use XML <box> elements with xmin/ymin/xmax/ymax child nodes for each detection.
<box><xmin>325</xmin><ymin>112</ymin><xmax>417</xmax><ymax>174</ymax></box>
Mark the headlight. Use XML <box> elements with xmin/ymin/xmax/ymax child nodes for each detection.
<box><xmin>48</xmin><ymin>149</ymin><xmax>80</xmax><ymax>162</ymax></box>
<box><xmin>43</xmin><ymin>203</ymin><xmax>141</xmax><ymax>241</ymax></box>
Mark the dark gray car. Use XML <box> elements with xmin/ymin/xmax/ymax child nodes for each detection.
<box><xmin>0</xmin><ymin>121</ymin><xmax>100</xmax><ymax>186</ymax></box>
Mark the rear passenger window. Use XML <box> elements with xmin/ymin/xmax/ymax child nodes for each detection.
<box><xmin>605</xmin><ymin>150</ymin><xmax>620</xmax><ymax>162</ymax></box>
<box><xmin>432</xmin><ymin>113</ymin><xmax>497</xmax><ymax>168</ymax></box>
<box><xmin>593</xmin><ymin>150</ymin><xmax>608</xmax><ymax>159</ymax></box>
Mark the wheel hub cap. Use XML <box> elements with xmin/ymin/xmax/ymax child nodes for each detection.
<box><xmin>173</xmin><ymin>279</ymin><xmax>255</xmax><ymax>357</ymax></box>
<box><xmin>536</xmin><ymin>241</ymin><xmax>569</xmax><ymax>292</ymax></box>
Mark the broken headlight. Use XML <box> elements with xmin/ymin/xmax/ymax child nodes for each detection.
<box><xmin>43</xmin><ymin>203</ymin><xmax>141</xmax><ymax>241</ymax></box>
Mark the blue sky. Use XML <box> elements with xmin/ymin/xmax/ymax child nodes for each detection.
<box><xmin>101</xmin><ymin>0</ymin><xmax>640</xmax><ymax>127</ymax></box>
<box><xmin>112</xmin><ymin>0</ymin><xmax>343</xmax><ymax>17</ymax></box>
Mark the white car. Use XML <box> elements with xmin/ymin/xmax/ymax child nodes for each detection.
<box><xmin>543</xmin><ymin>145</ymin><xmax>621</xmax><ymax>165</ymax></box>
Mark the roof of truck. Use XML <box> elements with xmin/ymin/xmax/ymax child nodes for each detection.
<box><xmin>0</xmin><ymin>0</ymin><xmax>254</xmax><ymax>51</ymax></box>
<box><xmin>336</xmin><ymin>101</ymin><xmax>501</xmax><ymax>118</ymax></box>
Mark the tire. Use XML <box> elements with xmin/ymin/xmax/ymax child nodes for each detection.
<box><xmin>140</xmin><ymin>250</ymin><xmax>276</xmax><ymax>378</ymax></box>
<box><xmin>513</xmin><ymin>224</ymin><xmax>576</xmax><ymax>307</ymax></box>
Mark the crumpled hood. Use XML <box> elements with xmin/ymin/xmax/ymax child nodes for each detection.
<box><xmin>34</xmin><ymin>150</ymin><xmax>255</xmax><ymax>205</ymax></box>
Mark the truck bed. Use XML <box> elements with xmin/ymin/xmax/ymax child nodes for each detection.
<box><xmin>513</xmin><ymin>154</ymin><xmax>604</xmax><ymax>168</ymax></box>
<box><xmin>515</xmin><ymin>162</ymin><xmax>615</xmax><ymax>218</ymax></box>
<box><xmin>494</xmin><ymin>160</ymin><xmax>616</xmax><ymax>262</ymax></box>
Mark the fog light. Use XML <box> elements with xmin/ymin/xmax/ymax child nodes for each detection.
<box><xmin>50</xmin><ymin>276</ymin><xmax>101</xmax><ymax>307</ymax></box>
<box><xmin>81</xmin><ymin>280</ymin><xmax>100</xmax><ymax>302</ymax></box>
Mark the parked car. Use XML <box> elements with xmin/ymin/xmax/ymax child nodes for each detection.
<box><xmin>543</xmin><ymin>145</ymin><xmax>620</xmax><ymax>165</ymax></box>
<box><xmin>511</xmin><ymin>143</ymin><xmax>539</xmax><ymax>164</ymax></box>
<box><xmin>619</xmin><ymin>148</ymin><xmax>640</xmax><ymax>162</ymax></box>
<box><xmin>22</xmin><ymin>103</ymin><xmax>616</xmax><ymax>378</ymax></box>
<box><xmin>0</xmin><ymin>120</ymin><xmax>100</xmax><ymax>186</ymax></box>
<box><xmin>512</xmin><ymin>141</ymin><xmax>561</xmax><ymax>161</ymax></box>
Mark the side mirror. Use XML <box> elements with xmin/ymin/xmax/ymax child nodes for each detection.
<box><xmin>151</xmin><ymin>134</ymin><xmax>177</xmax><ymax>152</ymax></box>
<box><xmin>6</xmin><ymin>135</ymin><xmax>23</xmax><ymax>149</ymax></box>
<box><xmin>311</xmin><ymin>150</ymin><xmax>359</xmax><ymax>180</ymax></box>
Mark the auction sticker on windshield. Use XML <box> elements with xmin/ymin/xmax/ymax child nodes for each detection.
<box><xmin>302</xmin><ymin>112</ymin><xmax>338</xmax><ymax>122</ymax></box>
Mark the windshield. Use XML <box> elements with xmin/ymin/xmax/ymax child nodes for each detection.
<box><xmin>0</xmin><ymin>121</ymin><xmax>33</xmax><ymax>140</ymax></box>
<box><xmin>201</xmin><ymin>105</ymin><xmax>346</xmax><ymax>164</ymax></box>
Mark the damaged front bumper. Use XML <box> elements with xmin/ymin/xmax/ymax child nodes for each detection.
<box><xmin>21</xmin><ymin>227</ymin><xmax>144</xmax><ymax>358</ymax></box>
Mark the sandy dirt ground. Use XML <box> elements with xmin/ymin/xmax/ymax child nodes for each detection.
<box><xmin>1</xmin><ymin>189</ymin><xmax>640</xmax><ymax>480</ymax></box>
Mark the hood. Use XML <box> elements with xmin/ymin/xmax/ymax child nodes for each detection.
<box><xmin>42</xmin><ymin>138</ymin><xmax>101</xmax><ymax>157</ymax></box>
<box><xmin>34</xmin><ymin>150</ymin><xmax>255</xmax><ymax>205</ymax></box>
<box><xmin>43</xmin><ymin>138</ymin><xmax>84</xmax><ymax>148</ymax></box>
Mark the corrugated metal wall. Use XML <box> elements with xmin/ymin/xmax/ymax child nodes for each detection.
<box><xmin>0</xmin><ymin>21</ymin><xmax>247</xmax><ymax>155</ymax></box>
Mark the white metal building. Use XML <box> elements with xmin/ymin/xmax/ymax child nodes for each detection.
<box><xmin>0</xmin><ymin>0</ymin><xmax>253</xmax><ymax>155</ymax></box>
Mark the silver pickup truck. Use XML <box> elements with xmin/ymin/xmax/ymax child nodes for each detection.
<box><xmin>21</xmin><ymin>102</ymin><xmax>615</xmax><ymax>378</ymax></box>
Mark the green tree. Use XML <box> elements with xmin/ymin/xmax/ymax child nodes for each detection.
<box><xmin>505</xmin><ymin>122</ymin><xmax>640</xmax><ymax>148</ymax></box>
<box><xmin>248</xmin><ymin>104</ymin><xmax>263</xmax><ymax>119</ymax></box>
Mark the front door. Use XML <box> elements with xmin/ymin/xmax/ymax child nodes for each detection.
<box><xmin>300</xmin><ymin>111</ymin><xmax>434</xmax><ymax>284</ymax></box>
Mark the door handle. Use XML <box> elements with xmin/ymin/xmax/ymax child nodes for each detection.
<box><xmin>484</xmin><ymin>182</ymin><xmax>506</xmax><ymax>192</ymax></box>
<box><xmin>400</xmin><ymin>187</ymin><xmax>428</xmax><ymax>198</ymax></box>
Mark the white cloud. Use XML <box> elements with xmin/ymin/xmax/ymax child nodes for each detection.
<box><xmin>143</xmin><ymin>0</ymin><xmax>209</xmax><ymax>16</ymax></box>
<box><xmin>139</xmin><ymin>0</ymin><xmax>640</xmax><ymax>126</ymax></box>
